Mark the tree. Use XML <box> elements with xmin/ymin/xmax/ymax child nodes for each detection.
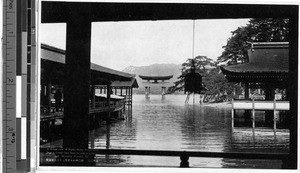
<box><xmin>203</xmin><ymin>68</ymin><xmax>242</xmax><ymax>102</ymax></box>
<box><xmin>168</xmin><ymin>56</ymin><xmax>215</xmax><ymax>94</ymax></box>
<box><xmin>217</xmin><ymin>18</ymin><xmax>289</xmax><ymax>65</ymax></box>
<box><xmin>168</xmin><ymin>56</ymin><xmax>242</xmax><ymax>102</ymax></box>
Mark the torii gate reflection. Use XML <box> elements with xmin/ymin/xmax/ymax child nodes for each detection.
<box><xmin>41</xmin><ymin>4</ymin><xmax>297</xmax><ymax>169</ymax></box>
<box><xmin>139</xmin><ymin>75</ymin><xmax>173</xmax><ymax>99</ymax></box>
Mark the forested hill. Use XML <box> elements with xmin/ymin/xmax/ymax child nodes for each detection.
<box><xmin>122</xmin><ymin>64</ymin><xmax>182</xmax><ymax>94</ymax></box>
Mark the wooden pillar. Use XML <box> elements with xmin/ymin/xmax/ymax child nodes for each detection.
<box><xmin>106</xmin><ymin>83</ymin><xmax>112</xmax><ymax>122</ymax></box>
<box><xmin>90</xmin><ymin>130</ymin><xmax>95</xmax><ymax>149</ymax></box>
<box><xmin>252</xmin><ymin>98</ymin><xmax>255</xmax><ymax>139</ymax></box>
<box><xmin>280</xmin><ymin>15</ymin><xmax>297</xmax><ymax>169</ymax></box>
<box><xmin>265</xmin><ymin>86</ymin><xmax>275</xmax><ymax>127</ymax></box>
<box><xmin>46</xmin><ymin>81</ymin><xmax>52</xmax><ymax>112</ymax></box>
<box><xmin>40</xmin><ymin>84</ymin><xmax>46</xmax><ymax>106</ymax></box>
<box><xmin>63</xmin><ymin>16</ymin><xmax>91</xmax><ymax>149</ymax></box>
<box><xmin>120</xmin><ymin>88</ymin><xmax>123</xmax><ymax>96</ymax></box>
<box><xmin>231</xmin><ymin>109</ymin><xmax>235</xmax><ymax>132</ymax></box>
<box><xmin>130</xmin><ymin>87</ymin><xmax>132</xmax><ymax>108</ymax></box>
<box><xmin>91</xmin><ymin>85</ymin><xmax>95</xmax><ymax>109</ymax></box>
<box><xmin>244</xmin><ymin>82</ymin><xmax>251</xmax><ymax>124</ymax></box>
<box><xmin>162</xmin><ymin>87</ymin><xmax>165</xmax><ymax>95</ymax></box>
<box><xmin>107</xmin><ymin>82</ymin><xmax>111</xmax><ymax>107</ymax></box>
<box><xmin>244</xmin><ymin>82</ymin><xmax>249</xmax><ymax>99</ymax></box>
<box><xmin>273</xmin><ymin>99</ymin><xmax>277</xmax><ymax>136</ymax></box>
<box><xmin>257</xmin><ymin>88</ymin><xmax>261</xmax><ymax>95</ymax></box>
<box><xmin>145</xmin><ymin>86</ymin><xmax>148</xmax><ymax>98</ymax></box>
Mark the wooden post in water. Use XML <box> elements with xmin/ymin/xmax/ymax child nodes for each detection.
<box><xmin>252</xmin><ymin>98</ymin><xmax>255</xmax><ymax>140</ymax></box>
<box><xmin>265</xmin><ymin>86</ymin><xmax>275</xmax><ymax>127</ymax></box>
<box><xmin>107</xmin><ymin>82</ymin><xmax>112</xmax><ymax>121</ymax></box>
<box><xmin>193</xmin><ymin>93</ymin><xmax>195</xmax><ymax>104</ymax></box>
<box><xmin>145</xmin><ymin>86</ymin><xmax>148</xmax><ymax>98</ymax></box>
<box><xmin>273</xmin><ymin>99</ymin><xmax>277</xmax><ymax>137</ymax></box>
<box><xmin>130</xmin><ymin>87</ymin><xmax>133</xmax><ymax>109</ymax></box>
<box><xmin>46</xmin><ymin>81</ymin><xmax>52</xmax><ymax>113</ymax></box>
<box><xmin>231</xmin><ymin>99</ymin><xmax>234</xmax><ymax>132</ymax></box>
<box><xmin>91</xmin><ymin>85</ymin><xmax>95</xmax><ymax>109</ymax></box>
<box><xmin>107</xmin><ymin>82</ymin><xmax>111</xmax><ymax>106</ymax></box>
<box><xmin>244</xmin><ymin>82</ymin><xmax>251</xmax><ymax>124</ymax></box>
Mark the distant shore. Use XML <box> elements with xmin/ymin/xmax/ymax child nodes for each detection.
<box><xmin>201</xmin><ymin>101</ymin><xmax>232</xmax><ymax>108</ymax></box>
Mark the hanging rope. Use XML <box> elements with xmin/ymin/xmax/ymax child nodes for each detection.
<box><xmin>192</xmin><ymin>20</ymin><xmax>195</xmax><ymax>59</ymax></box>
<box><xmin>193</xmin><ymin>20</ymin><xmax>195</xmax><ymax>104</ymax></box>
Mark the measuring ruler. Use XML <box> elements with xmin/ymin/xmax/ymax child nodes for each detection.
<box><xmin>3</xmin><ymin>0</ymin><xmax>17</xmax><ymax>172</ymax></box>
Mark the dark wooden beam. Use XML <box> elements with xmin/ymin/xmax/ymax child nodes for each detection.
<box><xmin>42</xmin><ymin>2</ymin><xmax>297</xmax><ymax>23</ymax></box>
<box><xmin>286</xmin><ymin>12</ymin><xmax>298</xmax><ymax>169</ymax></box>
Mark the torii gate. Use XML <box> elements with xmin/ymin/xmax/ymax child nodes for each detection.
<box><xmin>139</xmin><ymin>75</ymin><xmax>173</xmax><ymax>98</ymax></box>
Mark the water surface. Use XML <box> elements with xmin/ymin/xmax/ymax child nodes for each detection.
<box><xmin>89</xmin><ymin>95</ymin><xmax>289</xmax><ymax>168</ymax></box>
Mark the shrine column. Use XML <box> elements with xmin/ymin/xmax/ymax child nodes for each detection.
<box><xmin>244</xmin><ymin>82</ymin><xmax>249</xmax><ymax>99</ymax></box>
<box><xmin>126</xmin><ymin>87</ymin><xmax>128</xmax><ymax>103</ymax></box>
<box><xmin>46</xmin><ymin>81</ymin><xmax>52</xmax><ymax>113</ymax></box>
<box><xmin>265</xmin><ymin>85</ymin><xmax>275</xmax><ymax>127</ymax></box>
<box><xmin>40</xmin><ymin>84</ymin><xmax>46</xmax><ymax>107</ymax></box>
<box><xmin>63</xmin><ymin>16</ymin><xmax>91</xmax><ymax>149</ymax></box>
<box><xmin>244</xmin><ymin>82</ymin><xmax>251</xmax><ymax>123</ymax></box>
<box><xmin>91</xmin><ymin>85</ymin><xmax>95</xmax><ymax>109</ymax></box>
<box><xmin>130</xmin><ymin>87</ymin><xmax>133</xmax><ymax>109</ymax></box>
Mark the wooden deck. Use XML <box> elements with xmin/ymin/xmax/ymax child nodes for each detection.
<box><xmin>41</xmin><ymin>100</ymin><xmax>125</xmax><ymax>122</ymax></box>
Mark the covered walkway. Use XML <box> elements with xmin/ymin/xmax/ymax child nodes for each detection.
<box><xmin>40</xmin><ymin>44</ymin><xmax>138</xmax><ymax>144</ymax></box>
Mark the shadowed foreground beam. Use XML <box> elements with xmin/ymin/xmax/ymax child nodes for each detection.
<box><xmin>41</xmin><ymin>2</ymin><xmax>297</xmax><ymax>23</ymax></box>
<box><xmin>63</xmin><ymin>10</ymin><xmax>91</xmax><ymax>149</ymax></box>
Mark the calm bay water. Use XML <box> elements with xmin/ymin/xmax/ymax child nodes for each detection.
<box><xmin>88</xmin><ymin>95</ymin><xmax>289</xmax><ymax>168</ymax></box>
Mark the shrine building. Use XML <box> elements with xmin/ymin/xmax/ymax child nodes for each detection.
<box><xmin>221</xmin><ymin>42</ymin><xmax>289</xmax><ymax>129</ymax></box>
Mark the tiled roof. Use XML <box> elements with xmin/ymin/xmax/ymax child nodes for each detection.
<box><xmin>221</xmin><ymin>62</ymin><xmax>288</xmax><ymax>74</ymax></box>
<box><xmin>41</xmin><ymin>43</ymin><xmax>134</xmax><ymax>81</ymax></box>
<box><xmin>221</xmin><ymin>42</ymin><xmax>289</xmax><ymax>76</ymax></box>
<box><xmin>111</xmin><ymin>78</ymin><xmax>139</xmax><ymax>88</ymax></box>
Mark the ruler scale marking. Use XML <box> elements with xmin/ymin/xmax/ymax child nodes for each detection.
<box><xmin>3</xmin><ymin>0</ymin><xmax>18</xmax><ymax>172</ymax></box>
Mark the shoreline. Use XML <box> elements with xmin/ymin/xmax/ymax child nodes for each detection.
<box><xmin>201</xmin><ymin>101</ymin><xmax>232</xmax><ymax>108</ymax></box>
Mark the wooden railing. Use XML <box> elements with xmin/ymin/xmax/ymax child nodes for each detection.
<box><xmin>40</xmin><ymin>148</ymin><xmax>290</xmax><ymax>168</ymax></box>
<box><xmin>41</xmin><ymin>106</ymin><xmax>64</xmax><ymax>114</ymax></box>
<box><xmin>231</xmin><ymin>99</ymin><xmax>290</xmax><ymax>135</ymax></box>
<box><xmin>232</xmin><ymin>99</ymin><xmax>289</xmax><ymax>110</ymax></box>
<box><xmin>41</xmin><ymin>99</ymin><xmax>125</xmax><ymax>116</ymax></box>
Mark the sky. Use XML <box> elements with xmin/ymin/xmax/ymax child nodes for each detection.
<box><xmin>40</xmin><ymin>19</ymin><xmax>250</xmax><ymax>71</ymax></box>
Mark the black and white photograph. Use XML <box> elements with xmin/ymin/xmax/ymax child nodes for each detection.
<box><xmin>1</xmin><ymin>0</ymin><xmax>299</xmax><ymax>172</ymax></box>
